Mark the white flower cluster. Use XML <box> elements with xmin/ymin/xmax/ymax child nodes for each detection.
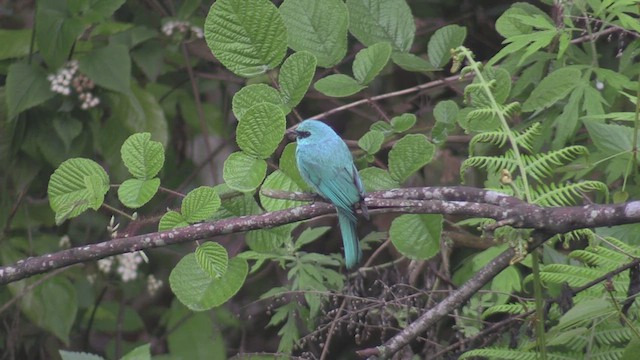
<box><xmin>47</xmin><ymin>60</ymin><xmax>100</xmax><ymax>110</ymax></box>
<box><xmin>116</xmin><ymin>252</ymin><xmax>144</xmax><ymax>282</ymax></box>
<box><xmin>97</xmin><ymin>257</ymin><xmax>114</xmax><ymax>273</ymax></box>
<box><xmin>147</xmin><ymin>274</ymin><xmax>163</xmax><ymax>296</ymax></box>
<box><xmin>161</xmin><ymin>20</ymin><xmax>204</xmax><ymax>39</ymax></box>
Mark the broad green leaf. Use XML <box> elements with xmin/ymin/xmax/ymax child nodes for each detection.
<box><xmin>246</xmin><ymin>225</ymin><xmax>293</xmax><ymax>253</ymax></box>
<box><xmin>279</xmin><ymin>0</ymin><xmax>348</xmax><ymax>68</ymax></box>
<box><xmin>370</xmin><ymin>120</ymin><xmax>393</xmax><ymax>133</ymax></box>
<box><xmin>195</xmin><ymin>242</ymin><xmax>229</xmax><ymax>278</ymax></box>
<box><xmin>120</xmin><ymin>132</ymin><xmax>165</xmax><ymax>179</ymax></box>
<box><xmin>279</xmin><ymin>51</ymin><xmax>317</xmax><ymax>108</ymax></box>
<box><xmin>295</xmin><ymin>226</ymin><xmax>331</xmax><ymax>250</ymax></box>
<box><xmin>59</xmin><ymin>351</ymin><xmax>105</xmax><ymax>360</ymax></box>
<box><xmin>6</xmin><ymin>63</ymin><xmax>55</xmax><ymax>119</ymax></box>
<box><xmin>622</xmin><ymin>340</ymin><xmax>640</xmax><ymax>360</ymax></box>
<box><xmin>388</xmin><ymin>134</ymin><xmax>435</xmax><ymax>182</ymax></box>
<box><xmin>204</xmin><ymin>0</ymin><xmax>287</xmax><ymax>77</ymax></box>
<box><xmin>18</xmin><ymin>276</ymin><xmax>78</xmax><ymax>344</ymax></box>
<box><xmin>232</xmin><ymin>84</ymin><xmax>287</xmax><ymax>121</ymax></box>
<box><xmin>79</xmin><ymin>301</ymin><xmax>144</xmax><ymax>332</ymax></box>
<box><xmin>491</xmin><ymin>266</ymin><xmax>521</xmax><ymax>304</ymax></box>
<box><xmin>78</xmin><ymin>44</ymin><xmax>132</xmax><ymax>94</ymax></box>
<box><xmin>182</xmin><ymin>186</ymin><xmax>221</xmax><ymax>223</ymax></box>
<box><xmin>353</xmin><ymin>42</ymin><xmax>392</xmax><ymax>85</ymax></box>
<box><xmin>131</xmin><ymin>40</ymin><xmax>164</xmax><ymax>81</ymax></box>
<box><xmin>495</xmin><ymin>4</ymin><xmax>550</xmax><ymax>38</ymax></box>
<box><xmin>223</xmin><ymin>151</ymin><xmax>267</xmax><ymax>192</ymax></box>
<box><xmin>279</xmin><ymin>143</ymin><xmax>308</xmax><ymax>190</ymax></box>
<box><xmin>236</xmin><ymin>103</ymin><xmax>286</xmax><ymax>158</ymax></box>
<box><xmin>169</xmin><ymin>254</ymin><xmax>248</xmax><ymax>311</ymax></box>
<box><xmin>48</xmin><ymin>158</ymin><xmax>110</xmax><ymax>224</ymax></box>
<box><xmin>522</xmin><ymin>68</ymin><xmax>582</xmax><ymax>112</ymax></box>
<box><xmin>390</xmin><ymin>214</ymin><xmax>442</xmax><ymax>260</ymax></box>
<box><xmin>35</xmin><ymin>0</ymin><xmax>84</xmax><ymax>68</ymax></box>
<box><xmin>391</xmin><ymin>52</ymin><xmax>438</xmax><ymax>72</ymax></box>
<box><xmin>347</xmin><ymin>0</ymin><xmax>415</xmax><ymax>52</ymax></box>
<box><xmin>166</xmin><ymin>301</ymin><xmax>224</xmax><ymax>359</ymax></box>
<box><xmin>553</xmin><ymin>86</ymin><xmax>584</xmax><ymax>148</ymax></box>
<box><xmin>259</xmin><ymin>170</ymin><xmax>307</xmax><ymax>211</ymax></box>
<box><xmin>433</xmin><ymin>100</ymin><xmax>459</xmax><ymax>124</ymax></box>
<box><xmin>358</xmin><ymin>130</ymin><xmax>385</xmax><ymax>155</ymax></box>
<box><xmin>0</xmin><ymin>29</ymin><xmax>33</xmax><ymax>60</ymax></box>
<box><xmin>428</xmin><ymin>25</ymin><xmax>467</xmax><ymax>68</ymax></box>
<box><xmin>391</xmin><ymin>113</ymin><xmax>416</xmax><ymax>133</ymax></box>
<box><xmin>158</xmin><ymin>210</ymin><xmax>189</xmax><ymax>231</ymax></box>
<box><xmin>70</xmin><ymin>0</ymin><xmax>126</xmax><ymax>23</ymax></box>
<box><xmin>359</xmin><ymin>167</ymin><xmax>399</xmax><ymax>191</ymax></box>
<box><xmin>118</xmin><ymin>178</ymin><xmax>160</xmax><ymax>208</ymax></box>
<box><xmin>314</xmin><ymin>74</ymin><xmax>365</xmax><ymax>97</ymax></box>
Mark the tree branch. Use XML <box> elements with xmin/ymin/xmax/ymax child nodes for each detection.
<box><xmin>1</xmin><ymin>186</ymin><xmax>640</xmax><ymax>287</ymax></box>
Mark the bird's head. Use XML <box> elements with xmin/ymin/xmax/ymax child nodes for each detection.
<box><xmin>291</xmin><ymin>119</ymin><xmax>337</xmax><ymax>144</ymax></box>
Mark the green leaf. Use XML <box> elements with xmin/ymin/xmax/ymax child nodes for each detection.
<box><xmin>495</xmin><ymin>4</ymin><xmax>550</xmax><ymax>38</ymax></box>
<box><xmin>359</xmin><ymin>167</ymin><xmax>399</xmax><ymax>191</ymax></box>
<box><xmin>204</xmin><ymin>0</ymin><xmax>287</xmax><ymax>77</ymax></box>
<box><xmin>59</xmin><ymin>351</ymin><xmax>105</xmax><ymax>360</ymax></box>
<box><xmin>232</xmin><ymin>84</ymin><xmax>287</xmax><ymax>121</ymax></box>
<box><xmin>279</xmin><ymin>51</ymin><xmax>317</xmax><ymax>108</ymax></box>
<box><xmin>78</xmin><ymin>44</ymin><xmax>132</xmax><ymax>94</ymax></box>
<box><xmin>35</xmin><ymin>0</ymin><xmax>84</xmax><ymax>68</ymax></box>
<box><xmin>279</xmin><ymin>0</ymin><xmax>347</xmax><ymax>68</ymax></box>
<box><xmin>391</xmin><ymin>52</ymin><xmax>438</xmax><ymax>72</ymax></box>
<box><xmin>6</xmin><ymin>63</ymin><xmax>55</xmax><ymax>119</ymax></box>
<box><xmin>622</xmin><ymin>340</ymin><xmax>640</xmax><ymax>360</ymax></box>
<box><xmin>279</xmin><ymin>143</ymin><xmax>308</xmax><ymax>190</ymax></box>
<box><xmin>195</xmin><ymin>242</ymin><xmax>229</xmax><ymax>278</ymax></box>
<box><xmin>48</xmin><ymin>158</ymin><xmax>110</xmax><ymax>224</ymax></box>
<box><xmin>246</xmin><ymin>225</ymin><xmax>293</xmax><ymax>253</ymax></box>
<box><xmin>358</xmin><ymin>130</ymin><xmax>385</xmax><ymax>155</ymax></box>
<box><xmin>182</xmin><ymin>186</ymin><xmax>221</xmax><ymax>223</ymax></box>
<box><xmin>347</xmin><ymin>0</ymin><xmax>415</xmax><ymax>52</ymax></box>
<box><xmin>169</xmin><ymin>254</ymin><xmax>248</xmax><ymax>311</ymax></box>
<box><xmin>158</xmin><ymin>211</ymin><xmax>189</xmax><ymax>231</ymax></box>
<box><xmin>522</xmin><ymin>68</ymin><xmax>582</xmax><ymax>112</ymax></box>
<box><xmin>428</xmin><ymin>24</ymin><xmax>467</xmax><ymax>68</ymax></box>
<box><xmin>223</xmin><ymin>151</ymin><xmax>267</xmax><ymax>192</ymax></box>
<box><xmin>391</xmin><ymin>113</ymin><xmax>416</xmax><ymax>133</ymax></box>
<box><xmin>388</xmin><ymin>134</ymin><xmax>435</xmax><ymax>182</ymax></box>
<box><xmin>390</xmin><ymin>214</ymin><xmax>442</xmax><ymax>260</ymax></box>
<box><xmin>433</xmin><ymin>100</ymin><xmax>459</xmax><ymax>124</ymax></box>
<box><xmin>236</xmin><ymin>103</ymin><xmax>286</xmax><ymax>158</ymax></box>
<box><xmin>120</xmin><ymin>132</ymin><xmax>165</xmax><ymax>179</ymax></box>
<box><xmin>117</xmin><ymin>178</ymin><xmax>160</xmax><ymax>208</ymax></box>
<box><xmin>0</xmin><ymin>29</ymin><xmax>34</xmax><ymax>60</ymax></box>
<box><xmin>353</xmin><ymin>42</ymin><xmax>392</xmax><ymax>85</ymax></box>
<box><xmin>73</xmin><ymin>0</ymin><xmax>126</xmax><ymax>23</ymax></box>
<box><xmin>295</xmin><ymin>226</ymin><xmax>331</xmax><ymax>250</ymax></box>
<box><xmin>259</xmin><ymin>170</ymin><xmax>308</xmax><ymax>211</ymax></box>
<box><xmin>314</xmin><ymin>74</ymin><xmax>365</xmax><ymax>97</ymax></box>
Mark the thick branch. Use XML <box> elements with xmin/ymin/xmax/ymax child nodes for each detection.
<box><xmin>1</xmin><ymin>187</ymin><xmax>640</xmax><ymax>286</ymax></box>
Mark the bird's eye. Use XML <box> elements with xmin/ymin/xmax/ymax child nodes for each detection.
<box><xmin>296</xmin><ymin>130</ymin><xmax>311</xmax><ymax>139</ymax></box>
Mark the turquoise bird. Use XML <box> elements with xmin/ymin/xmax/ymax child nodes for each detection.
<box><xmin>293</xmin><ymin>119</ymin><xmax>369</xmax><ymax>269</ymax></box>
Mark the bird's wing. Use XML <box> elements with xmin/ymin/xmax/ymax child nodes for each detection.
<box><xmin>298</xmin><ymin>160</ymin><xmax>359</xmax><ymax>221</ymax></box>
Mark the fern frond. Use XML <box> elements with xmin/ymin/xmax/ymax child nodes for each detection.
<box><xmin>523</xmin><ymin>145</ymin><xmax>589</xmax><ymax>183</ymax></box>
<box><xmin>469</xmin><ymin>131</ymin><xmax>509</xmax><ymax>155</ymax></box>
<box><xmin>594</xmin><ymin>327</ymin><xmax>633</xmax><ymax>345</ymax></box>
<box><xmin>570</xmin><ymin>247</ymin><xmax>633</xmax><ymax>271</ymax></box>
<box><xmin>482</xmin><ymin>303</ymin><xmax>531</xmax><ymax>318</ymax></box>
<box><xmin>461</xmin><ymin>155</ymin><xmax>517</xmax><ymax>178</ymax></box>
<box><xmin>532</xmin><ymin>181</ymin><xmax>608</xmax><ymax>206</ymax></box>
<box><xmin>534</xmin><ymin>264</ymin><xmax>604</xmax><ymax>287</ymax></box>
<box><xmin>552</xmin><ymin>229</ymin><xmax>595</xmax><ymax>246</ymax></box>
<box><xmin>601</xmin><ymin>236</ymin><xmax>640</xmax><ymax>257</ymax></box>
<box><xmin>460</xmin><ymin>348</ymin><xmax>579</xmax><ymax>360</ymax></box>
<box><xmin>514</xmin><ymin>121</ymin><xmax>541</xmax><ymax>153</ymax></box>
<box><xmin>590</xmin><ymin>345</ymin><xmax>624</xmax><ymax>360</ymax></box>
<box><xmin>502</xmin><ymin>101</ymin><xmax>522</xmax><ymax>120</ymax></box>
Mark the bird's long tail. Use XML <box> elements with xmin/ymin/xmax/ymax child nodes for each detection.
<box><xmin>337</xmin><ymin>208</ymin><xmax>362</xmax><ymax>269</ymax></box>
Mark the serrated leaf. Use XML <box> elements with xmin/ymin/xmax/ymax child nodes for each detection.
<box><xmin>231</xmin><ymin>84</ymin><xmax>287</xmax><ymax>121</ymax></box>
<box><xmin>347</xmin><ymin>0</ymin><xmax>415</xmax><ymax>52</ymax></box>
<box><xmin>358</xmin><ymin>130</ymin><xmax>385</xmax><ymax>155</ymax></box>
<box><xmin>182</xmin><ymin>186</ymin><xmax>221</xmax><ymax>223</ymax></box>
<box><xmin>279</xmin><ymin>51</ymin><xmax>317</xmax><ymax>108</ymax></box>
<box><xmin>428</xmin><ymin>24</ymin><xmax>467</xmax><ymax>68</ymax></box>
<box><xmin>59</xmin><ymin>350</ymin><xmax>105</xmax><ymax>360</ymax></box>
<box><xmin>121</xmin><ymin>132</ymin><xmax>165</xmax><ymax>179</ymax></box>
<box><xmin>35</xmin><ymin>1</ymin><xmax>84</xmax><ymax>69</ymax></box>
<box><xmin>158</xmin><ymin>210</ymin><xmax>189</xmax><ymax>231</ymax></box>
<box><xmin>6</xmin><ymin>63</ymin><xmax>55</xmax><ymax>119</ymax></box>
<box><xmin>236</xmin><ymin>103</ymin><xmax>286</xmax><ymax>158</ymax></box>
<box><xmin>48</xmin><ymin>158</ymin><xmax>110</xmax><ymax>224</ymax></box>
<box><xmin>195</xmin><ymin>242</ymin><xmax>229</xmax><ymax>278</ymax></box>
<box><xmin>118</xmin><ymin>178</ymin><xmax>160</xmax><ymax>208</ymax></box>
<box><xmin>495</xmin><ymin>4</ymin><xmax>549</xmax><ymax>38</ymax></box>
<box><xmin>314</xmin><ymin>74</ymin><xmax>365</xmax><ymax>97</ymax></box>
<box><xmin>390</xmin><ymin>214</ymin><xmax>442</xmax><ymax>260</ymax></box>
<box><xmin>279</xmin><ymin>143</ymin><xmax>308</xmax><ymax>190</ymax></box>
<box><xmin>169</xmin><ymin>254</ymin><xmax>248</xmax><ymax>311</ymax></box>
<box><xmin>259</xmin><ymin>170</ymin><xmax>308</xmax><ymax>211</ymax></box>
<box><xmin>434</xmin><ymin>100</ymin><xmax>459</xmax><ymax>124</ymax></box>
<box><xmin>391</xmin><ymin>52</ymin><xmax>438</xmax><ymax>72</ymax></box>
<box><xmin>522</xmin><ymin>68</ymin><xmax>582</xmax><ymax>112</ymax></box>
<box><xmin>78</xmin><ymin>43</ymin><xmax>132</xmax><ymax>94</ymax></box>
<box><xmin>279</xmin><ymin>0</ymin><xmax>348</xmax><ymax>68</ymax></box>
<box><xmin>223</xmin><ymin>151</ymin><xmax>267</xmax><ymax>192</ymax></box>
<box><xmin>388</xmin><ymin>134</ymin><xmax>435</xmax><ymax>182</ymax></box>
<box><xmin>391</xmin><ymin>113</ymin><xmax>416</xmax><ymax>133</ymax></box>
<box><xmin>359</xmin><ymin>167</ymin><xmax>399</xmax><ymax>191</ymax></box>
<box><xmin>353</xmin><ymin>42</ymin><xmax>392</xmax><ymax>85</ymax></box>
<box><xmin>204</xmin><ymin>0</ymin><xmax>287</xmax><ymax>77</ymax></box>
